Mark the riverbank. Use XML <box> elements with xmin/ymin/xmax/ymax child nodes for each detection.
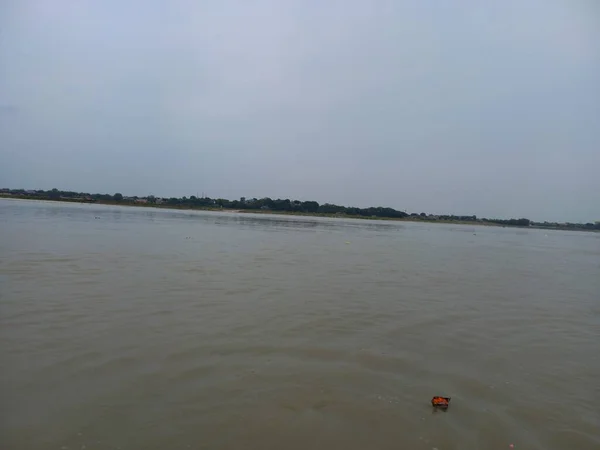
<box><xmin>2</xmin><ymin>194</ymin><xmax>596</xmax><ymax>232</ymax></box>
<box><xmin>237</xmin><ymin>208</ymin><xmax>599</xmax><ymax>232</ymax></box>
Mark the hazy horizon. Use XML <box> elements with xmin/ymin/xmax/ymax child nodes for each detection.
<box><xmin>1</xmin><ymin>0</ymin><xmax>599</xmax><ymax>223</ymax></box>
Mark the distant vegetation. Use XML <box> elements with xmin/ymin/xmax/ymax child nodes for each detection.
<box><xmin>2</xmin><ymin>187</ymin><xmax>598</xmax><ymax>231</ymax></box>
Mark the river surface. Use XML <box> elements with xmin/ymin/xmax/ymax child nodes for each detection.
<box><xmin>1</xmin><ymin>198</ymin><xmax>599</xmax><ymax>450</ymax></box>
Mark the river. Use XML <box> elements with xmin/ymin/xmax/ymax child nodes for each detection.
<box><xmin>1</xmin><ymin>198</ymin><xmax>598</xmax><ymax>450</ymax></box>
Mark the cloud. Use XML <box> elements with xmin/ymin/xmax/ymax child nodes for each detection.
<box><xmin>0</xmin><ymin>0</ymin><xmax>598</xmax><ymax>222</ymax></box>
<box><xmin>0</xmin><ymin>104</ymin><xmax>19</xmax><ymax>115</ymax></box>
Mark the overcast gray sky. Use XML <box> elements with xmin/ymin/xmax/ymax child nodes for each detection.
<box><xmin>1</xmin><ymin>0</ymin><xmax>598</xmax><ymax>222</ymax></box>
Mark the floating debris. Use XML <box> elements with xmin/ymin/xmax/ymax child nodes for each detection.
<box><xmin>431</xmin><ymin>396</ymin><xmax>450</xmax><ymax>410</ymax></box>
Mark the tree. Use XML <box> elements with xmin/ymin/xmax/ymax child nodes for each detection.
<box><xmin>113</xmin><ymin>193</ymin><xmax>123</xmax><ymax>202</ymax></box>
<box><xmin>301</xmin><ymin>201</ymin><xmax>320</xmax><ymax>212</ymax></box>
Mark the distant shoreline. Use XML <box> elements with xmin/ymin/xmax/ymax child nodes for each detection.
<box><xmin>2</xmin><ymin>194</ymin><xmax>597</xmax><ymax>233</ymax></box>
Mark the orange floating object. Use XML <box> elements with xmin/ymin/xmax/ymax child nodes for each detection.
<box><xmin>431</xmin><ymin>396</ymin><xmax>451</xmax><ymax>409</ymax></box>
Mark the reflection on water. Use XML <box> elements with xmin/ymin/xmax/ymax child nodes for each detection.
<box><xmin>1</xmin><ymin>199</ymin><xmax>599</xmax><ymax>450</ymax></box>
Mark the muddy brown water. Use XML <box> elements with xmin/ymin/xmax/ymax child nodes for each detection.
<box><xmin>1</xmin><ymin>199</ymin><xmax>599</xmax><ymax>450</ymax></box>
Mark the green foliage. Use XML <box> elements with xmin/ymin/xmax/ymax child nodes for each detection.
<box><xmin>482</xmin><ymin>217</ymin><xmax>530</xmax><ymax>227</ymax></box>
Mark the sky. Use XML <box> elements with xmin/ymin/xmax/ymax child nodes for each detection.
<box><xmin>0</xmin><ymin>0</ymin><xmax>598</xmax><ymax>222</ymax></box>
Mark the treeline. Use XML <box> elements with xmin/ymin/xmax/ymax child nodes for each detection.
<box><xmin>2</xmin><ymin>188</ymin><xmax>599</xmax><ymax>230</ymax></box>
<box><xmin>156</xmin><ymin>195</ymin><xmax>409</xmax><ymax>219</ymax></box>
